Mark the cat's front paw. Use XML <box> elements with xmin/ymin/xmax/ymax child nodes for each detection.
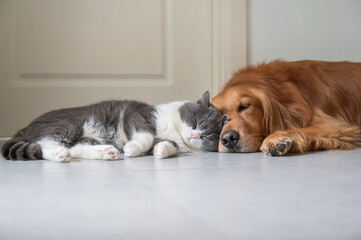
<box><xmin>123</xmin><ymin>142</ymin><xmax>142</xmax><ymax>157</ymax></box>
<box><xmin>98</xmin><ymin>145</ymin><xmax>120</xmax><ymax>160</ymax></box>
<box><xmin>52</xmin><ymin>148</ymin><xmax>71</xmax><ymax>162</ymax></box>
<box><xmin>153</xmin><ymin>141</ymin><xmax>178</xmax><ymax>159</ymax></box>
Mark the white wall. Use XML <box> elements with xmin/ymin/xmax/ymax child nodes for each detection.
<box><xmin>247</xmin><ymin>0</ymin><xmax>361</xmax><ymax>65</ymax></box>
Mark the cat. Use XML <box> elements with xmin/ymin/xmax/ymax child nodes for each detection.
<box><xmin>2</xmin><ymin>91</ymin><xmax>227</xmax><ymax>162</ymax></box>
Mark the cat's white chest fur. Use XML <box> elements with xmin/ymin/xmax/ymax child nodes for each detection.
<box><xmin>155</xmin><ymin>101</ymin><xmax>193</xmax><ymax>152</ymax></box>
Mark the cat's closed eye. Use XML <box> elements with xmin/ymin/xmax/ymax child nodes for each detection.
<box><xmin>221</xmin><ymin>115</ymin><xmax>229</xmax><ymax>126</ymax></box>
<box><xmin>201</xmin><ymin>135</ymin><xmax>210</xmax><ymax>140</ymax></box>
<box><xmin>192</xmin><ymin>119</ymin><xmax>198</xmax><ymax>129</ymax></box>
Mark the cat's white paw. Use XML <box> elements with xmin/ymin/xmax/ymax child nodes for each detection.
<box><xmin>153</xmin><ymin>141</ymin><xmax>178</xmax><ymax>159</ymax></box>
<box><xmin>97</xmin><ymin>145</ymin><xmax>120</xmax><ymax>160</ymax></box>
<box><xmin>52</xmin><ymin>147</ymin><xmax>71</xmax><ymax>162</ymax></box>
<box><xmin>123</xmin><ymin>142</ymin><xmax>142</xmax><ymax>157</ymax></box>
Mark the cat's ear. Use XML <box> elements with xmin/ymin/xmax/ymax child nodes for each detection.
<box><xmin>221</xmin><ymin>114</ymin><xmax>228</xmax><ymax>126</ymax></box>
<box><xmin>197</xmin><ymin>91</ymin><xmax>210</xmax><ymax>108</ymax></box>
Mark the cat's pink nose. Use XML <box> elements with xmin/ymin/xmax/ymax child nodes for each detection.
<box><xmin>190</xmin><ymin>132</ymin><xmax>200</xmax><ymax>139</ymax></box>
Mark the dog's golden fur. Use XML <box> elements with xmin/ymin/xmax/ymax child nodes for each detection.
<box><xmin>212</xmin><ymin>60</ymin><xmax>361</xmax><ymax>155</ymax></box>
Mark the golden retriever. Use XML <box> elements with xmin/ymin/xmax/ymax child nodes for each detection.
<box><xmin>212</xmin><ymin>60</ymin><xmax>361</xmax><ymax>156</ymax></box>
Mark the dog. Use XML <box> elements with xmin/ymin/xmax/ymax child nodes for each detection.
<box><xmin>212</xmin><ymin>60</ymin><xmax>361</xmax><ymax>156</ymax></box>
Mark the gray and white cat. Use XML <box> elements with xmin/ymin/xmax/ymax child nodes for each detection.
<box><xmin>2</xmin><ymin>91</ymin><xmax>226</xmax><ymax>162</ymax></box>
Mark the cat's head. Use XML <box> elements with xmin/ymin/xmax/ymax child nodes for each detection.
<box><xmin>179</xmin><ymin>91</ymin><xmax>227</xmax><ymax>152</ymax></box>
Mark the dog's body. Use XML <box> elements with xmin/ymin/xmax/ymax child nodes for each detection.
<box><xmin>212</xmin><ymin>60</ymin><xmax>361</xmax><ymax>155</ymax></box>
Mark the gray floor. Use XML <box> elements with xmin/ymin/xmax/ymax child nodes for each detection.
<box><xmin>1</xmin><ymin>149</ymin><xmax>361</xmax><ymax>240</ymax></box>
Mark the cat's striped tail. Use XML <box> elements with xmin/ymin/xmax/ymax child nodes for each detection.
<box><xmin>1</xmin><ymin>137</ymin><xmax>42</xmax><ymax>160</ymax></box>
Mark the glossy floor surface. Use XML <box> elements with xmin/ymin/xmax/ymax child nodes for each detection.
<box><xmin>1</xmin><ymin>149</ymin><xmax>361</xmax><ymax>240</ymax></box>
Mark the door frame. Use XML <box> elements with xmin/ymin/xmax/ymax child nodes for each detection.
<box><xmin>212</xmin><ymin>0</ymin><xmax>247</xmax><ymax>95</ymax></box>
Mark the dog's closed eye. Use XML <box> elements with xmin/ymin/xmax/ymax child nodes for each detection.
<box><xmin>238</xmin><ymin>104</ymin><xmax>251</xmax><ymax>112</ymax></box>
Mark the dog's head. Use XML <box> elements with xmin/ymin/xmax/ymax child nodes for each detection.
<box><xmin>212</xmin><ymin>69</ymin><xmax>312</xmax><ymax>153</ymax></box>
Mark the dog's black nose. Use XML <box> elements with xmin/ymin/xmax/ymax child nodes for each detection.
<box><xmin>221</xmin><ymin>130</ymin><xmax>240</xmax><ymax>149</ymax></box>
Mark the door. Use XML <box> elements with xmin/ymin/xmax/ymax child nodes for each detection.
<box><xmin>0</xmin><ymin>0</ymin><xmax>246</xmax><ymax>139</ymax></box>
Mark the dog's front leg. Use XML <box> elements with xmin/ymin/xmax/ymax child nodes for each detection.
<box><xmin>260</xmin><ymin>122</ymin><xmax>361</xmax><ymax>156</ymax></box>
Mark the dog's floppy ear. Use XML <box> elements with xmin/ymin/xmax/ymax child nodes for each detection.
<box><xmin>257</xmin><ymin>88</ymin><xmax>312</xmax><ymax>134</ymax></box>
<box><xmin>260</xmin><ymin>94</ymin><xmax>292</xmax><ymax>134</ymax></box>
<box><xmin>197</xmin><ymin>91</ymin><xmax>210</xmax><ymax>108</ymax></box>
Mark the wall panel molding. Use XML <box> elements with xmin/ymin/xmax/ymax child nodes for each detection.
<box><xmin>12</xmin><ymin>0</ymin><xmax>173</xmax><ymax>87</ymax></box>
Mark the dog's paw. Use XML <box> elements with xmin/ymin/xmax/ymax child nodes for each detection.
<box><xmin>153</xmin><ymin>141</ymin><xmax>178</xmax><ymax>159</ymax></box>
<box><xmin>261</xmin><ymin>137</ymin><xmax>292</xmax><ymax>156</ymax></box>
